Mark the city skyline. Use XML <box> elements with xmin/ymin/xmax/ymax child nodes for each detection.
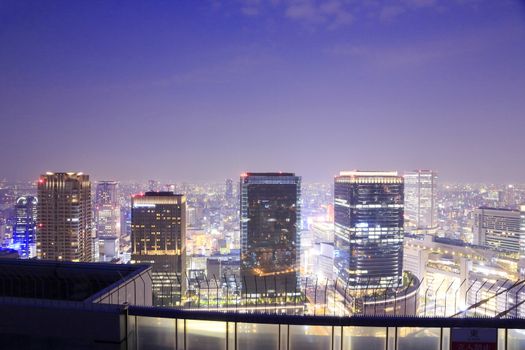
<box><xmin>5</xmin><ymin>170</ymin><xmax>525</xmax><ymax>187</ymax></box>
<box><xmin>3</xmin><ymin>1</ymin><xmax>525</xmax><ymax>347</ymax></box>
<box><xmin>1</xmin><ymin>1</ymin><xmax>525</xmax><ymax>183</ymax></box>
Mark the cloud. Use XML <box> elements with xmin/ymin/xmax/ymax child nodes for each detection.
<box><xmin>230</xmin><ymin>0</ymin><xmax>472</xmax><ymax>29</ymax></box>
<box><xmin>326</xmin><ymin>44</ymin><xmax>369</xmax><ymax>57</ymax></box>
<box><xmin>378</xmin><ymin>0</ymin><xmax>439</xmax><ymax>22</ymax></box>
<box><xmin>325</xmin><ymin>23</ymin><xmax>507</xmax><ymax>70</ymax></box>
<box><xmin>240</xmin><ymin>0</ymin><xmax>262</xmax><ymax>16</ymax></box>
<box><xmin>285</xmin><ymin>1</ymin><xmax>325</xmax><ymax>23</ymax></box>
<box><xmin>320</xmin><ymin>1</ymin><xmax>354</xmax><ymax>29</ymax></box>
<box><xmin>379</xmin><ymin>5</ymin><xmax>406</xmax><ymax>21</ymax></box>
<box><xmin>284</xmin><ymin>0</ymin><xmax>355</xmax><ymax>29</ymax></box>
<box><xmin>404</xmin><ymin>0</ymin><xmax>437</xmax><ymax>7</ymax></box>
<box><xmin>149</xmin><ymin>48</ymin><xmax>282</xmax><ymax>88</ymax></box>
<box><xmin>327</xmin><ymin>42</ymin><xmax>454</xmax><ymax>68</ymax></box>
<box><xmin>233</xmin><ymin>0</ymin><xmax>355</xmax><ymax>29</ymax></box>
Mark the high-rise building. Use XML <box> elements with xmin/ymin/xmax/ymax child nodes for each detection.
<box><xmin>95</xmin><ymin>181</ymin><xmax>120</xmax><ymax>238</ymax></box>
<box><xmin>240</xmin><ymin>172</ymin><xmax>301</xmax><ymax>297</ymax></box>
<box><xmin>473</xmin><ymin>207</ymin><xmax>521</xmax><ymax>255</ymax></box>
<box><xmin>37</xmin><ymin>172</ymin><xmax>93</xmax><ymax>262</ymax></box>
<box><xmin>12</xmin><ymin>196</ymin><xmax>38</xmax><ymax>258</ymax></box>
<box><xmin>334</xmin><ymin>171</ymin><xmax>404</xmax><ymax>290</ymax></box>
<box><xmin>225</xmin><ymin>178</ymin><xmax>233</xmax><ymax>200</ymax></box>
<box><xmin>95</xmin><ymin>181</ymin><xmax>118</xmax><ymax>206</ymax></box>
<box><xmin>95</xmin><ymin>181</ymin><xmax>120</xmax><ymax>261</ymax></box>
<box><xmin>404</xmin><ymin>170</ymin><xmax>438</xmax><ymax>233</ymax></box>
<box><xmin>131</xmin><ymin>192</ymin><xmax>186</xmax><ymax>306</ymax></box>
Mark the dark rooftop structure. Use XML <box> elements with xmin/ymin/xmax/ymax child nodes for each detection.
<box><xmin>0</xmin><ymin>259</ymin><xmax>152</xmax><ymax>303</ymax></box>
<box><xmin>244</xmin><ymin>172</ymin><xmax>295</xmax><ymax>177</ymax></box>
<box><xmin>0</xmin><ymin>259</ymin><xmax>153</xmax><ymax>349</ymax></box>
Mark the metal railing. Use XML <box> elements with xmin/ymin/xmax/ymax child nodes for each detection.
<box><xmin>102</xmin><ymin>272</ymin><xmax>525</xmax><ymax>319</ymax></box>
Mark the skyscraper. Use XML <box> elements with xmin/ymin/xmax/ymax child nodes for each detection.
<box><xmin>95</xmin><ymin>181</ymin><xmax>118</xmax><ymax>207</ymax></box>
<box><xmin>12</xmin><ymin>196</ymin><xmax>38</xmax><ymax>258</ymax></box>
<box><xmin>334</xmin><ymin>171</ymin><xmax>404</xmax><ymax>290</ymax></box>
<box><xmin>95</xmin><ymin>181</ymin><xmax>120</xmax><ymax>261</ymax></box>
<box><xmin>37</xmin><ymin>172</ymin><xmax>92</xmax><ymax>262</ymax></box>
<box><xmin>240</xmin><ymin>172</ymin><xmax>301</xmax><ymax>297</ymax></box>
<box><xmin>95</xmin><ymin>181</ymin><xmax>120</xmax><ymax>237</ymax></box>
<box><xmin>404</xmin><ymin>170</ymin><xmax>438</xmax><ymax>233</ymax></box>
<box><xmin>131</xmin><ymin>192</ymin><xmax>186</xmax><ymax>306</ymax></box>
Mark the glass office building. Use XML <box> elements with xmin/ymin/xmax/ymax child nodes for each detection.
<box><xmin>95</xmin><ymin>181</ymin><xmax>120</xmax><ymax>238</ymax></box>
<box><xmin>404</xmin><ymin>170</ymin><xmax>438</xmax><ymax>233</ymax></box>
<box><xmin>95</xmin><ymin>181</ymin><xmax>121</xmax><ymax>262</ymax></box>
<box><xmin>240</xmin><ymin>173</ymin><xmax>301</xmax><ymax>298</ymax></box>
<box><xmin>334</xmin><ymin>171</ymin><xmax>404</xmax><ymax>291</ymax></box>
<box><xmin>131</xmin><ymin>192</ymin><xmax>186</xmax><ymax>307</ymax></box>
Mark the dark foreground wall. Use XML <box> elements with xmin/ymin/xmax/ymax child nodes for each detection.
<box><xmin>0</xmin><ymin>299</ymin><xmax>128</xmax><ymax>350</ymax></box>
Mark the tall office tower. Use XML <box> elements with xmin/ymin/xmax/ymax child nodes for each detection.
<box><xmin>131</xmin><ymin>192</ymin><xmax>186</xmax><ymax>306</ymax></box>
<box><xmin>95</xmin><ymin>181</ymin><xmax>118</xmax><ymax>207</ymax></box>
<box><xmin>334</xmin><ymin>171</ymin><xmax>404</xmax><ymax>290</ymax></box>
<box><xmin>95</xmin><ymin>181</ymin><xmax>120</xmax><ymax>261</ymax></box>
<box><xmin>473</xmin><ymin>207</ymin><xmax>521</xmax><ymax>255</ymax></box>
<box><xmin>240</xmin><ymin>173</ymin><xmax>301</xmax><ymax>297</ymax></box>
<box><xmin>37</xmin><ymin>172</ymin><xmax>93</xmax><ymax>262</ymax></box>
<box><xmin>404</xmin><ymin>170</ymin><xmax>438</xmax><ymax>234</ymax></box>
<box><xmin>12</xmin><ymin>196</ymin><xmax>38</xmax><ymax>258</ymax></box>
<box><xmin>95</xmin><ymin>181</ymin><xmax>120</xmax><ymax>238</ymax></box>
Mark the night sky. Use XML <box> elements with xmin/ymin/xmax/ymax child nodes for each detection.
<box><xmin>1</xmin><ymin>0</ymin><xmax>524</xmax><ymax>183</ymax></box>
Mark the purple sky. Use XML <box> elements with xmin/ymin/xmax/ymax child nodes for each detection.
<box><xmin>1</xmin><ymin>0</ymin><xmax>524</xmax><ymax>183</ymax></box>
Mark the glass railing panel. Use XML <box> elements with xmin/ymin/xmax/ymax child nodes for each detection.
<box><xmin>397</xmin><ymin>327</ymin><xmax>440</xmax><ymax>350</ymax></box>
<box><xmin>508</xmin><ymin>329</ymin><xmax>525</xmax><ymax>350</ymax></box>
<box><xmin>186</xmin><ymin>319</ymin><xmax>227</xmax><ymax>350</ymax></box>
<box><xmin>127</xmin><ymin>315</ymin><xmax>137</xmax><ymax>350</ymax></box>
<box><xmin>228</xmin><ymin>322</ymin><xmax>235</xmax><ymax>350</ymax></box>
<box><xmin>280</xmin><ymin>324</ymin><xmax>288</xmax><ymax>350</ymax></box>
<box><xmin>136</xmin><ymin>316</ymin><xmax>175</xmax><ymax>350</ymax></box>
<box><xmin>442</xmin><ymin>328</ymin><xmax>450</xmax><ymax>350</ymax></box>
<box><xmin>387</xmin><ymin>327</ymin><xmax>396</xmax><ymax>350</ymax></box>
<box><xmin>177</xmin><ymin>319</ymin><xmax>184</xmax><ymax>350</ymax></box>
<box><xmin>498</xmin><ymin>329</ymin><xmax>506</xmax><ymax>350</ymax></box>
<box><xmin>289</xmin><ymin>325</ymin><xmax>332</xmax><ymax>350</ymax></box>
<box><xmin>237</xmin><ymin>323</ymin><xmax>279</xmax><ymax>350</ymax></box>
<box><xmin>334</xmin><ymin>326</ymin><xmax>342</xmax><ymax>350</ymax></box>
<box><xmin>343</xmin><ymin>326</ymin><xmax>386</xmax><ymax>350</ymax></box>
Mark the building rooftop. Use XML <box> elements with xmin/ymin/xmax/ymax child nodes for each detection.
<box><xmin>243</xmin><ymin>172</ymin><xmax>296</xmax><ymax>177</ymax></box>
<box><xmin>143</xmin><ymin>191</ymin><xmax>179</xmax><ymax>196</ymax></box>
<box><xmin>477</xmin><ymin>206</ymin><xmax>520</xmax><ymax>212</ymax></box>
<box><xmin>338</xmin><ymin>170</ymin><xmax>399</xmax><ymax>177</ymax></box>
<box><xmin>0</xmin><ymin>259</ymin><xmax>150</xmax><ymax>302</ymax></box>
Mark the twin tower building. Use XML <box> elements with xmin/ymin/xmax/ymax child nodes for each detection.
<box><xmin>36</xmin><ymin>170</ymin><xmax>406</xmax><ymax>306</ymax></box>
<box><xmin>241</xmin><ymin>171</ymin><xmax>405</xmax><ymax>300</ymax></box>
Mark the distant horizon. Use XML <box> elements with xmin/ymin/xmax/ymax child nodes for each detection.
<box><xmin>2</xmin><ymin>172</ymin><xmax>525</xmax><ymax>186</ymax></box>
